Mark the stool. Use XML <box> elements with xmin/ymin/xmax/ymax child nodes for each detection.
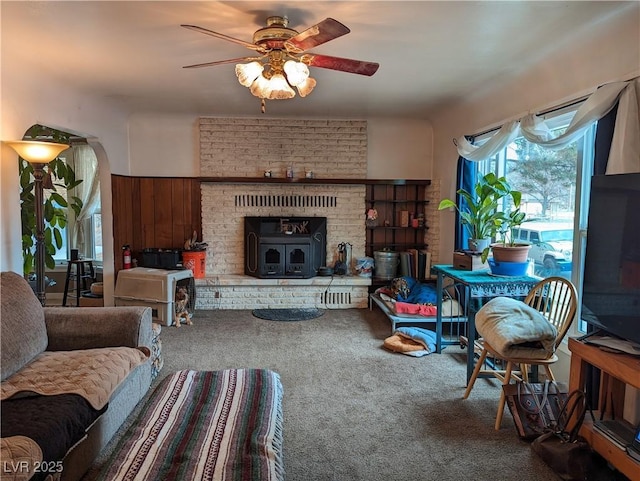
<box><xmin>62</xmin><ymin>259</ymin><xmax>95</xmax><ymax>307</ymax></box>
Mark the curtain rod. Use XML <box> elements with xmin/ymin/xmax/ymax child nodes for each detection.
<box><xmin>468</xmin><ymin>74</ymin><xmax>638</xmax><ymax>140</ymax></box>
<box><xmin>470</xmin><ymin>94</ymin><xmax>590</xmax><ymax>140</ymax></box>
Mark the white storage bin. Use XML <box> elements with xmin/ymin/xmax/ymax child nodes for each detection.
<box><xmin>114</xmin><ymin>267</ymin><xmax>194</xmax><ymax>326</ymax></box>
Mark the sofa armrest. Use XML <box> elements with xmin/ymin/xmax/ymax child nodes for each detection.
<box><xmin>44</xmin><ymin>306</ymin><xmax>153</xmax><ymax>351</ymax></box>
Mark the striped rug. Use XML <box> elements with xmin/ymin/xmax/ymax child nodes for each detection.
<box><xmin>96</xmin><ymin>369</ymin><xmax>284</xmax><ymax>481</ymax></box>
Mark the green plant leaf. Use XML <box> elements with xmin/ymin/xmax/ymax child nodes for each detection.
<box><xmin>23</xmin><ymin>252</ymin><xmax>34</xmax><ymax>275</ymax></box>
<box><xmin>438</xmin><ymin>199</ymin><xmax>456</xmax><ymax>210</ymax></box>
<box><xmin>53</xmin><ymin>228</ymin><xmax>63</xmax><ymax>249</ymax></box>
<box><xmin>43</xmin><ymin>201</ymin><xmax>55</xmax><ymax>222</ymax></box>
<box><xmin>50</xmin><ymin>192</ymin><xmax>68</xmax><ymax>207</ymax></box>
<box><xmin>44</xmin><ymin>228</ymin><xmax>53</xmax><ymax>247</ymax></box>
<box><xmin>22</xmin><ymin>234</ymin><xmax>33</xmax><ymax>248</ymax></box>
<box><xmin>45</xmin><ymin>253</ymin><xmax>56</xmax><ymax>270</ymax></box>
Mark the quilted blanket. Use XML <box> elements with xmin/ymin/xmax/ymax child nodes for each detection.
<box><xmin>95</xmin><ymin>369</ymin><xmax>284</xmax><ymax>481</ymax></box>
<box><xmin>0</xmin><ymin>436</ymin><xmax>43</xmax><ymax>481</ymax></box>
<box><xmin>475</xmin><ymin>297</ymin><xmax>558</xmax><ymax>359</ymax></box>
<box><xmin>1</xmin><ymin>347</ymin><xmax>149</xmax><ymax>410</ymax></box>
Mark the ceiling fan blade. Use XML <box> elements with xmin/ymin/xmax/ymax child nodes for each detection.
<box><xmin>284</xmin><ymin>18</ymin><xmax>350</xmax><ymax>53</ymax></box>
<box><xmin>181</xmin><ymin>24</ymin><xmax>263</xmax><ymax>52</ymax></box>
<box><xmin>183</xmin><ymin>56</ymin><xmax>262</xmax><ymax>69</ymax></box>
<box><xmin>301</xmin><ymin>54</ymin><xmax>379</xmax><ymax>76</ymax></box>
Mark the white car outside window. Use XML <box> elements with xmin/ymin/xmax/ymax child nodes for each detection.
<box><xmin>513</xmin><ymin>222</ymin><xmax>573</xmax><ymax>276</ymax></box>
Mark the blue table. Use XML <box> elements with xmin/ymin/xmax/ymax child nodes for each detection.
<box><xmin>432</xmin><ymin>264</ymin><xmax>540</xmax><ymax>384</ymax></box>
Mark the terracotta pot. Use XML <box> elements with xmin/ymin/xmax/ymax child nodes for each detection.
<box><xmin>491</xmin><ymin>243</ymin><xmax>531</xmax><ymax>263</ymax></box>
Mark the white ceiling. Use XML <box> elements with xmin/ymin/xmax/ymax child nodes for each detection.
<box><xmin>2</xmin><ymin>1</ymin><xmax>637</xmax><ymax>120</ymax></box>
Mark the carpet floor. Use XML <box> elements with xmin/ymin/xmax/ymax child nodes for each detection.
<box><xmin>81</xmin><ymin>307</ymin><xmax>627</xmax><ymax>481</ymax></box>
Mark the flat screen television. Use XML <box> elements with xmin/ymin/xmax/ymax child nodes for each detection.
<box><xmin>581</xmin><ymin>172</ymin><xmax>640</xmax><ymax>345</ymax></box>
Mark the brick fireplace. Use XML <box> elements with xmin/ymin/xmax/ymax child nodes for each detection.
<box><xmin>195</xmin><ymin>118</ymin><xmax>372</xmax><ymax>309</ymax></box>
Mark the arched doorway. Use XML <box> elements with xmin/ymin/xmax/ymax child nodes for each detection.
<box><xmin>18</xmin><ymin>124</ymin><xmax>110</xmax><ymax>305</ymax></box>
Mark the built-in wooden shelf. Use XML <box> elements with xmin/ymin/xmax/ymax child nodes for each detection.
<box><xmin>199</xmin><ymin>177</ymin><xmax>431</xmax><ymax>185</ymax></box>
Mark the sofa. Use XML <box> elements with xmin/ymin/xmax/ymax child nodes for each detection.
<box><xmin>0</xmin><ymin>271</ymin><xmax>155</xmax><ymax>481</ymax></box>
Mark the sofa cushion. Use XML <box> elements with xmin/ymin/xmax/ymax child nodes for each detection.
<box><xmin>1</xmin><ymin>272</ymin><xmax>48</xmax><ymax>381</ymax></box>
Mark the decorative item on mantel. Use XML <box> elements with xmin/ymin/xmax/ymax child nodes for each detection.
<box><xmin>366</xmin><ymin>208</ymin><xmax>378</xmax><ymax>227</ymax></box>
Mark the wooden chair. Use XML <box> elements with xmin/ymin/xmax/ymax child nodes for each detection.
<box><xmin>463</xmin><ymin>276</ymin><xmax>578</xmax><ymax>430</ymax></box>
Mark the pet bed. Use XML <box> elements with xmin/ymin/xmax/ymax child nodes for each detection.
<box><xmin>94</xmin><ymin>369</ymin><xmax>284</xmax><ymax>481</ymax></box>
<box><xmin>369</xmin><ymin>277</ymin><xmax>466</xmax><ymax>353</ymax></box>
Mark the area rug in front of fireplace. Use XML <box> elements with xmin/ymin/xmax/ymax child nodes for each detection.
<box><xmin>252</xmin><ymin>308</ymin><xmax>325</xmax><ymax>322</ymax></box>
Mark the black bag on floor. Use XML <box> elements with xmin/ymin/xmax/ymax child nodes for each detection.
<box><xmin>531</xmin><ymin>389</ymin><xmax>593</xmax><ymax>481</ymax></box>
<box><xmin>503</xmin><ymin>380</ymin><xmax>569</xmax><ymax>440</ymax></box>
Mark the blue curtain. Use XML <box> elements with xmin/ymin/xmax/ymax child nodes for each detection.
<box><xmin>455</xmin><ymin>155</ymin><xmax>477</xmax><ymax>251</ymax></box>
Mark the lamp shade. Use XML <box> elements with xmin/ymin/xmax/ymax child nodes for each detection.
<box><xmin>236</xmin><ymin>61</ymin><xmax>264</xmax><ymax>87</ymax></box>
<box><xmin>4</xmin><ymin>140</ymin><xmax>69</xmax><ymax>163</ymax></box>
<box><xmin>250</xmin><ymin>74</ymin><xmax>271</xmax><ymax>98</ymax></box>
<box><xmin>296</xmin><ymin>77</ymin><xmax>317</xmax><ymax>98</ymax></box>
<box><xmin>267</xmin><ymin>74</ymin><xmax>295</xmax><ymax>100</ymax></box>
<box><xmin>283</xmin><ymin>60</ymin><xmax>309</xmax><ymax>86</ymax></box>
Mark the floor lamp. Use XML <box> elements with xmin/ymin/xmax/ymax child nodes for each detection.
<box><xmin>4</xmin><ymin>140</ymin><xmax>70</xmax><ymax>306</ymax></box>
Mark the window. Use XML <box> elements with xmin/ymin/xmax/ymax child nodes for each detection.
<box><xmin>473</xmin><ymin>107</ymin><xmax>597</xmax><ymax>335</ymax></box>
<box><xmin>88</xmin><ymin>212</ymin><xmax>103</xmax><ymax>262</ymax></box>
<box><xmin>50</xmin><ymin>146</ymin><xmax>102</xmax><ymax>266</ymax></box>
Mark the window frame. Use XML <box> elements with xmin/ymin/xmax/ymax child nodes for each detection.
<box><xmin>472</xmin><ymin>106</ymin><xmax>596</xmax><ymax>339</ymax></box>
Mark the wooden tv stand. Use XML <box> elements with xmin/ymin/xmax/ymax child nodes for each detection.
<box><xmin>568</xmin><ymin>337</ymin><xmax>640</xmax><ymax>481</ymax></box>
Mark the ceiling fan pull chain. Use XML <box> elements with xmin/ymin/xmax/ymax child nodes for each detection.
<box><xmin>261</xmin><ymin>98</ymin><xmax>266</xmax><ymax>114</ymax></box>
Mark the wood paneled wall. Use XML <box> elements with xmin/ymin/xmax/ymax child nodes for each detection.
<box><xmin>111</xmin><ymin>175</ymin><xmax>201</xmax><ymax>272</ymax></box>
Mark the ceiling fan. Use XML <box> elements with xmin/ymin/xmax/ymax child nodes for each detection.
<box><xmin>181</xmin><ymin>16</ymin><xmax>379</xmax><ymax>111</ymax></box>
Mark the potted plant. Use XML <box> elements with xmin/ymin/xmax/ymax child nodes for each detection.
<box><xmin>438</xmin><ymin>172</ymin><xmax>511</xmax><ymax>254</ymax></box>
<box><xmin>439</xmin><ymin>173</ymin><xmax>529</xmax><ymax>265</ymax></box>
<box><xmin>489</xmin><ymin>193</ymin><xmax>529</xmax><ymax>263</ymax></box>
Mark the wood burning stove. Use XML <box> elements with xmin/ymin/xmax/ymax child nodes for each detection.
<box><xmin>245</xmin><ymin>217</ymin><xmax>327</xmax><ymax>278</ymax></box>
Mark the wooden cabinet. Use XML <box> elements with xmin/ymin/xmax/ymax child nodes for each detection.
<box><xmin>365</xmin><ymin>180</ymin><xmax>431</xmax><ymax>281</ymax></box>
<box><xmin>568</xmin><ymin>337</ymin><xmax>640</xmax><ymax>481</ymax></box>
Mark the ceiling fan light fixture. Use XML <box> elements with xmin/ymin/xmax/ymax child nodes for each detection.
<box><xmin>296</xmin><ymin>77</ymin><xmax>316</xmax><ymax>97</ymax></box>
<box><xmin>267</xmin><ymin>73</ymin><xmax>296</xmax><ymax>99</ymax></box>
<box><xmin>283</xmin><ymin>60</ymin><xmax>309</xmax><ymax>86</ymax></box>
<box><xmin>235</xmin><ymin>61</ymin><xmax>264</xmax><ymax>87</ymax></box>
<box><xmin>184</xmin><ymin>15</ymin><xmax>378</xmax><ymax>108</ymax></box>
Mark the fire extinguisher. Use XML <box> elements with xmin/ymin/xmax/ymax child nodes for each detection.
<box><xmin>122</xmin><ymin>244</ymin><xmax>132</xmax><ymax>269</ymax></box>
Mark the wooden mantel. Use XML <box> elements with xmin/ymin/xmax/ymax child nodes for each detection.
<box><xmin>199</xmin><ymin>177</ymin><xmax>432</xmax><ymax>185</ymax></box>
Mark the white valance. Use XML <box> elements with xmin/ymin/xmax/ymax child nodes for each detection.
<box><xmin>455</xmin><ymin>77</ymin><xmax>640</xmax><ymax>174</ymax></box>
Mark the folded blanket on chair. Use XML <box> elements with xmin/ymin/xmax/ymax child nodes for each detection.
<box><xmin>475</xmin><ymin>297</ymin><xmax>557</xmax><ymax>359</ymax></box>
<box><xmin>383</xmin><ymin>327</ymin><xmax>437</xmax><ymax>357</ymax></box>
